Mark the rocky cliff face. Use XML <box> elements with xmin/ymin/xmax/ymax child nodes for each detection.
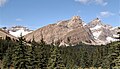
<box><xmin>24</xmin><ymin>16</ymin><xmax>95</xmax><ymax>46</ymax></box>
<box><xmin>0</xmin><ymin>29</ymin><xmax>16</xmax><ymax>39</ymax></box>
<box><xmin>87</xmin><ymin>18</ymin><xmax>119</xmax><ymax>44</ymax></box>
<box><xmin>1</xmin><ymin>16</ymin><xmax>118</xmax><ymax>45</ymax></box>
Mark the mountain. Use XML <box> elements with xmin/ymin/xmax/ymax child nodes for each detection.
<box><xmin>2</xmin><ymin>26</ymin><xmax>33</xmax><ymax>37</ymax></box>
<box><xmin>1</xmin><ymin>16</ymin><xmax>118</xmax><ymax>45</ymax></box>
<box><xmin>24</xmin><ymin>16</ymin><xmax>96</xmax><ymax>46</ymax></box>
<box><xmin>87</xmin><ymin>18</ymin><xmax>119</xmax><ymax>44</ymax></box>
<box><xmin>0</xmin><ymin>28</ymin><xmax>16</xmax><ymax>39</ymax></box>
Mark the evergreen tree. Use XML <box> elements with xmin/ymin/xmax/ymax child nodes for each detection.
<box><xmin>111</xmin><ymin>42</ymin><xmax>120</xmax><ymax>69</ymax></box>
<box><xmin>12</xmin><ymin>33</ymin><xmax>31</xmax><ymax>69</ymax></box>
<box><xmin>102</xmin><ymin>42</ymin><xmax>120</xmax><ymax>69</ymax></box>
<box><xmin>36</xmin><ymin>38</ymin><xmax>48</xmax><ymax>69</ymax></box>
<box><xmin>2</xmin><ymin>36</ymin><xmax>15</xmax><ymax>69</ymax></box>
<box><xmin>81</xmin><ymin>50</ymin><xmax>89</xmax><ymax>68</ymax></box>
<box><xmin>3</xmin><ymin>45</ymin><xmax>12</xmax><ymax>69</ymax></box>
<box><xmin>111</xmin><ymin>27</ymin><xmax>120</xmax><ymax>69</ymax></box>
<box><xmin>47</xmin><ymin>46</ymin><xmax>66</xmax><ymax>69</ymax></box>
<box><xmin>32</xmin><ymin>40</ymin><xmax>48</xmax><ymax>69</ymax></box>
<box><xmin>116</xmin><ymin>27</ymin><xmax>120</xmax><ymax>41</ymax></box>
<box><xmin>28</xmin><ymin>37</ymin><xmax>38</xmax><ymax>69</ymax></box>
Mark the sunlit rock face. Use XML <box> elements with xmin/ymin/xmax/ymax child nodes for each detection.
<box><xmin>88</xmin><ymin>18</ymin><xmax>119</xmax><ymax>45</ymax></box>
<box><xmin>24</xmin><ymin>16</ymin><xmax>119</xmax><ymax>46</ymax></box>
<box><xmin>24</xmin><ymin>16</ymin><xmax>95</xmax><ymax>46</ymax></box>
<box><xmin>0</xmin><ymin>29</ymin><xmax>16</xmax><ymax>39</ymax></box>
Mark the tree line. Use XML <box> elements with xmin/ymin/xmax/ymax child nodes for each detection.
<box><xmin>0</xmin><ymin>27</ymin><xmax>120</xmax><ymax>69</ymax></box>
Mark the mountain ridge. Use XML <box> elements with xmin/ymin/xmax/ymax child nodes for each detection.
<box><xmin>0</xmin><ymin>16</ymin><xmax>119</xmax><ymax>46</ymax></box>
<box><xmin>0</xmin><ymin>28</ymin><xmax>17</xmax><ymax>39</ymax></box>
<box><xmin>24</xmin><ymin>16</ymin><xmax>96</xmax><ymax>46</ymax></box>
<box><xmin>24</xmin><ymin>16</ymin><xmax>119</xmax><ymax>46</ymax></box>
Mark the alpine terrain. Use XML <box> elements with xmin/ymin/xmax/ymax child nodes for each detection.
<box><xmin>0</xmin><ymin>28</ymin><xmax>16</xmax><ymax>39</ymax></box>
<box><xmin>1</xmin><ymin>26</ymin><xmax>33</xmax><ymax>37</ymax></box>
<box><xmin>24</xmin><ymin>16</ymin><xmax>119</xmax><ymax>45</ymax></box>
<box><xmin>1</xmin><ymin>16</ymin><xmax>118</xmax><ymax>45</ymax></box>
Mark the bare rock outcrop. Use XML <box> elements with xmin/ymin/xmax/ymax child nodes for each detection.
<box><xmin>0</xmin><ymin>29</ymin><xmax>16</xmax><ymax>39</ymax></box>
<box><xmin>24</xmin><ymin>16</ymin><xmax>95</xmax><ymax>46</ymax></box>
<box><xmin>87</xmin><ymin>18</ymin><xmax>118</xmax><ymax>44</ymax></box>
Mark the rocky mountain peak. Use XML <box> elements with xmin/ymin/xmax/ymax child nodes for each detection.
<box><xmin>0</xmin><ymin>16</ymin><xmax>119</xmax><ymax>45</ymax></box>
<box><xmin>86</xmin><ymin>18</ymin><xmax>118</xmax><ymax>45</ymax></box>
<box><xmin>1</xmin><ymin>26</ymin><xmax>33</xmax><ymax>37</ymax></box>
<box><xmin>93</xmin><ymin>18</ymin><xmax>101</xmax><ymax>22</ymax></box>
<box><xmin>88</xmin><ymin>18</ymin><xmax>103</xmax><ymax>28</ymax></box>
<box><xmin>9</xmin><ymin>26</ymin><xmax>32</xmax><ymax>32</ymax></box>
<box><xmin>91</xmin><ymin>18</ymin><xmax>101</xmax><ymax>25</ymax></box>
<box><xmin>68</xmin><ymin>16</ymin><xmax>83</xmax><ymax>28</ymax></box>
<box><xmin>12</xmin><ymin>26</ymin><xmax>26</xmax><ymax>28</ymax></box>
<box><xmin>24</xmin><ymin>16</ymin><xmax>95</xmax><ymax>46</ymax></box>
<box><xmin>71</xmin><ymin>16</ymin><xmax>81</xmax><ymax>21</ymax></box>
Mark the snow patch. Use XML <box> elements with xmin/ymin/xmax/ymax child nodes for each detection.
<box><xmin>82</xmin><ymin>21</ymin><xmax>87</xmax><ymax>26</ymax></box>
<box><xmin>95</xmin><ymin>39</ymin><xmax>107</xmax><ymax>45</ymax></box>
<box><xmin>92</xmin><ymin>31</ymin><xmax>102</xmax><ymax>39</ymax></box>
<box><xmin>106</xmin><ymin>37</ymin><xmax>116</xmax><ymax>42</ymax></box>
<box><xmin>110</xmin><ymin>26</ymin><xmax>119</xmax><ymax>30</ymax></box>
<box><xmin>9</xmin><ymin>28</ymin><xmax>32</xmax><ymax>37</ymax></box>
<box><xmin>83</xmin><ymin>23</ymin><xmax>87</xmax><ymax>26</ymax></box>
<box><xmin>90</xmin><ymin>25</ymin><xmax>102</xmax><ymax>30</ymax></box>
<box><xmin>113</xmin><ymin>34</ymin><xmax>119</xmax><ymax>37</ymax></box>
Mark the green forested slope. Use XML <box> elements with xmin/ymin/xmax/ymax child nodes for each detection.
<box><xmin>0</xmin><ymin>36</ymin><xmax>120</xmax><ymax>69</ymax></box>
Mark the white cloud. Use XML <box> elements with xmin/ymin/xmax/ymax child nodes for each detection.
<box><xmin>75</xmin><ymin>0</ymin><xmax>108</xmax><ymax>6</ymax></box>
<box><xmin>0</xmin><ymin>0</ymin><xmax>7</xmax><ymax>7</ymax></box>
<box><xmin>16</xmin><ymin>18</ymin><xmax>23</xmax><ymax>22</ymax></box>
<box><xmin>95</xmin><ymin>0</ymin><xmax>108</xmax><ymax>6</ymax></box>
<box><xmin>75</xmin><ymin>0</ymin><xmax>90</xmax><ymax>4</ymax></box>
<box><xmin>98</xmin><ymin>11</ymin><xmax>114</xmax><ymax>18</ymax></box>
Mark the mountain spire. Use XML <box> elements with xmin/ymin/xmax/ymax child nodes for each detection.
<box><xmin>68</xmin><ymin>16</ymin><xmax>83</xmax><ymax>28</ymax></box>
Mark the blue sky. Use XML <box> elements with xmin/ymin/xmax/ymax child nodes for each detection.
<box><xmin>0</xmin><ymin>0</ymin><xmax>120</xmax><ymax>29</ymax></box>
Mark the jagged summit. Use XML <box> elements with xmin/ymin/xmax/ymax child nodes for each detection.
<box><xmin>1</xmin><ymin>16</ymin><xmax>118</xmax><ymax>45</ymax></box>
<box><xmin>12</xmin><ymin>26</ymin><xmax>26</xmax><ymax>28</ymax></box>
<box><xmin>88</xmin><ymin>18</ymin><xmax>103</xmax><ymax>28</ymax></box>
<box><xmin>68</xmin><ymin>16</ymin><xmax>83</xmax><ymax>28</ymax></box>
<box><xmin>87</xmin><ymin>18</ymin><xmax>118</xmax><ymax>45</ymax></box>
<box><xmin>24</xmin><ymin>16</ymin><xmax>95</xmax><ymax>46</ymax></box>
<box><xmin>56</xmin><ymin>16</ymin><xmax>84</xmax><ymax>29</ymax></box>
<box><xmin>24</xmin><ymin>16</ymin><xmax>119</xmax><ymax>45</ymax></box>
<box><xmin>71</xmin><ymin>16</ymin><xmax>81</xmax><ymax>21</ymax></box>
<box><xmin>93</xmin><ymin>18</ymin><xmax>101</xmax><ymax>22</ymax></box>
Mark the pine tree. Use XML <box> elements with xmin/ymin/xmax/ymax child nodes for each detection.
<box><xmin>36</xmin><ymin>38</ymin><xmax>48</xmax><ymax>69</ymax></box>
<box><xmin>101</xmin><ymin>27</ymin><xmax>120</xmax><ymax>69</ymax></box>
<box><xmin>101</xmin><ymin>45</ymin><xmax>110</xmax><ymax>69</ymax></box>
<box><xmin>111</xmin><ymin>27</ymin><xmax>120</xmax><ymax>69</ymax></box>
<box><xmin>81</xmin><ymin>50</ymin><xmax>89</xmax><ymax>68</ymax></box>
<box><xmin>3</xmin><ymin>45</ymin><xmax>12</xmax><ymax>69</ymax></box>
<box><xmin>47</xmin><ymin>46</ymin><xmax>66</xmax><ymax>69</ymax></box>
<box><xmin>12</xmin><ymin>33</ymin><xmax>31</xmax><ymax>69</ymax></box>
<box><xmin>111</xmin><ymin>42</ymin><xmax>120</xmax><ymax>68</ymax></box>
<box><xmin>112</xmin><ymin>56</ymin><xmax>120</xmax><ymax>69</ymax></box>
<box><xmin>101</xmin><ymin>42</ymin><xmax>120</xmax><ymax>69</ymax></box>
<box><xmin>28</xmin><ymin>37</ymin><xmax>38</xmax><ymax>69</ymax></box>
<box><xmin>2</xmin><ymin>36</ymin><xmax>14</xmax><ymax>69</ymax></box>
<box><xmin>116</xmin><ymin>27</ymin><xmax>120</xmax><ymax>41</ymax></box>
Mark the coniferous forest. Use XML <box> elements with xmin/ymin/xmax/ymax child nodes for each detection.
<box><xmin>0</xmin><ymin>30</ymin><xmax>120</xmax><ymax>69</ymax></box>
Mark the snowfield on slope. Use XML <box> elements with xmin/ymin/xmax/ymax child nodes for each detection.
<box><xmin>90</xmin><ymin>25</ymin><xmax>102</xmax><ymax>30</ymax></box>
<box><xmin>92</xmin><ymin>31</ymin><xmax>102</xmax><ymax>39</ymax></box>
<box><xmin>9</xmin><ymin>28</ymin><xmax>32</xmax><ymax>37</ymax></box>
